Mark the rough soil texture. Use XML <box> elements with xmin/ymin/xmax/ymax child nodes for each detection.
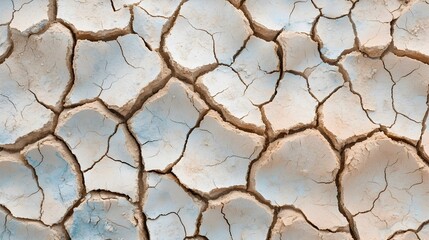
<box><xmin>1</xmin><ymin>0</ymin><xmax>429</xmax><ymax>239</ymax></box>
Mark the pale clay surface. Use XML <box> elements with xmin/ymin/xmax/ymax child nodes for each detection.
<box><xmin>129</xmin><ymin>79</ymin><xmax>208</xmax><ymax>172</ymax></box>
<box><xmin>197</xmin><ymin>36</ymin><xmax>279</xmax><ymax>132</ymax></box>
<box><xmin>250</xmin><ymin>129</ymin><xmax>348</xmax><ymax>231</ymax></box>
<box><xmin>2</xmin><ymin>0</ymin><xmax>429</xmax><ymax>239</ymax></box>
<box><xmin>172</xmin><ymin>110</ymin><xmax>265</xmax><ymax>196</ymax></box>
<box><xmin>22</xmin><ymin>136</ymin><xmax>83</xmax><ymax>226</ymax></box>
<box><xmin>200</xmin><ymin>191</ymin><xmax>274</xmax><ymax>240</ymax></box>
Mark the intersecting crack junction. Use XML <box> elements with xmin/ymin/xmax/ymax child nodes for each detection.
<box><xmin>1</xmin><ymin>0</ymin><xmax>429</xmax><ymax>239</ymax></box>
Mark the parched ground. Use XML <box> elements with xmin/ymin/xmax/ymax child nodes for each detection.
<box><xmin>0</xmin><ymin>0</ymin><xmax>429</xmax><ymax>239</ymax></box>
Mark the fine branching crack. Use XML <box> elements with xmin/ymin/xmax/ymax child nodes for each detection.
<box><xmin>3</xmin><ymin>0</ymin><xmax>429</xmax><ymax>239</ymax></box>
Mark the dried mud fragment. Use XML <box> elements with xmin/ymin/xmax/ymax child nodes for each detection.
<box><xmin>277</xmin><ymin>31</ymin><xmax>322</xmax><ymax>73</ymax></box>
<box><xmin>319</xmin><ymin>84</ymin><xmax>378</xmax><ymax>149</ymax></box>
<box><xmin>307</xmin><ymin>63</ymin><xmax>344</xmax><ymax>102</ymax></box>
<box><xmin>0</xmin><ymin>152</ymin><xmax>42</xmax><ymax>219</ymax></box>
<box><xmin>4</xmin><ymin>23</ymin><xmax>73</xmax><ymax>110</ymax></box>
<box><xmin>341</xmin><ymin>133</ymin><xmax>429</xmax><ymax>240</ymax></box>
<box><xmin>57</xmin><ymin>0</ymin><xmax>131</xmax><ymax>38</ymax></box>
<box><xmin>0</xmin><ymin>207</ymin><xmax>66</xmax><ymax>240</ymax></box>
<box><xmin>243</xmin><ymin>0</ymin><xmax>319</xmax><ymax>39</ymax></box>
<box><xmin>56</xmin><ymin>102</ymin><xmax>140</xmax><ymax>201</ymax></box>
<box><xmin>143</xmin><ymin>173</ymin><xmax>204</xmax><ymax>240</ymax></box>
<box><xmin>270</xmin><ymin>209</ymin><xmax>353</xmax><ymax>240</ymax></box>
<box><xmin>200</xmin><ymin>191</ymin><xmax>273</xmax><ymax>240</ymax></box>
<box><xmin>250</xmin><ymin>129</ymin><xmax>348</xmax><ymax>231</ymax></box>
<box><xmin>383</xmin><ymin>52</ymin><xmax>429</xmax><ymax>144</ymax></box>
<box><xmin>65</xmin><ymin>192</ymin><xmax>143</xmax><ymax>240</ymax></box>
<box><xmin>197</xmin><ymin>36</ymin><xmax>279</xmax><ymax>133</ymax></box>
<box><xmin>133</xmin><ymin>0</ymin><xmax>182</xmax><ymax>50</ymax></box>
<box><xmin>263</xmin><ymin>73</ymin><xmax>317</xmax><ymax>137</ymax></box>
<box><xmin>312</xmin><ymin>0</ymin><xmax>353</xmax><ymax>18</ymax></box>
<box><xmin>164</xmin><ymin>0</ymin><xmax>252</xmax><ymax>79</ymax></box>
<box><xmin>129</xmin><ymin>79</ymin><xmax>208</xmax><ymax>172</ymax></box>
<box><xmin>351</xmin><ymin>0</ymin><xmax>409</xmax><ymax>57</ymax></box>
<box><xmin>56</xmin><ymin>102</ymin><xmax>119</xmax><ymax>171</ymax></box>
<box><xmin>172</xmin><ymin>111</ymin><xmax>264</xmax><ymax>196</ymax></box>
<box><xmin>315</xmin><ymin>16</ymin><xmax>355</xmax><ymax>61</ymax></box>
<box><xmin>383</xmin><ymin>53</ymin><xmax>429</xmax><ymax>122</ymax></box>
<box><xmin>393</xmin><ymin>0</ymin><xmax>429</xmax><ymax>61</ymax></box>
<box><xmin>10</xmin><ymin>0</ymin><xmax>49</xmax><ymax>35</ymax></box>
<box><xmin>0</xmin><ymin>23</ymin><xmax>75</xmax><ymax>149</ymax></box>
<box><xmin>22</xmin><ymin>136</ymin><xmax>83</xmax><ymax>225</ymax></box>
<box><xmin>389</xmin><ymin>114</ymin><xmax>422</xmax><ymax>145</ymax></box>
<box><xmin>83</xmin><ymin>123</ymin><xmax>140</xmax><ymax>201</ymax></box>
<box><xmin>340</xmin><ymin>52</ymin><xmax>396</xmax><ymax>126</ymax></box>
<box><xmin>66</xmin><ymin>34</ymin><xmax>169</xmax><ymax>115</ymax></box>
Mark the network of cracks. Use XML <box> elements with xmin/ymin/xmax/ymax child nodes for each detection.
<box><xmin>1</xmin><ymin>0</ymin><xmax>429</xmax><ymax>239</ymax></box>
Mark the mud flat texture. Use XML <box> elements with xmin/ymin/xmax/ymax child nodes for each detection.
<box><xmin>1</xmin><ymin>0</ymin><xmax>429</xmax><ymax>239</ymax></box>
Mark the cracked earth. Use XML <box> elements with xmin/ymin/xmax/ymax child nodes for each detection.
<box><xmin>1</xmin><ymin>0</ymin><xmax>429</xmax><ymax>239</ymax></box>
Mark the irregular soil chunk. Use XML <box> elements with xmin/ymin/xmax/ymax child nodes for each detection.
<box><xmin>383</xmin><ymin>52</ymin><xmax>429</xmax><ymax>123</ymax></box>
<box><xmin>129</xmin><ymin>79</ymin><xmax>208</xmax><ymax>172</ymax></box>
<box><xmin>172</xmin><ymin>111</ymin><xmax>264</xmax><ymax>196</ymax></box>
<box><xmin>84</xmin><ymin>123</ymin><xmax>140</xmax><ymax>201</ymax></box>
<box><xmin>65</xmin><ymin>192</ymin><xmax>142</xmax><ymax>240</ymax></box>
<box><xmin>57</xmin><ymin>0</ymin><xmax>131</xmax><ymax>37</ymax></box>
<box><xmin>383</xmin><ymin>52</ymin><xmax>429</xmax><ymax>144</ymax></box>
<box><xmin>351</xmin><ymin>0</ymin><xmax>409</xmax><ymax>57</ymax></box>
<box><xmin>143</xmin><ymin>173</ymin><xmax>204</xmax><ymax>239</ymax></box>
<box><xmin>243</xmin><ymin>0</ymin><xmax>319</xmax><ymax>39</ymax></box>
<box><xmin>197</xmin><ymin>67</ymin><xmax>264</xmax><ymax>131</ymax></box>
<box><xmin>9</xmin><ymin>0</ymin><xmax>49</xmax><ymax>35</ymax></box>
<box><xmin>340</xmin><ymin>52</ymin><xmax>396</xmax><ymax>126</ymax></box>
<box><xmin>315</xmin><ymin>16</ymin><xmax>355</xmax><ymax>61</ymax></box>
<box><xmin>312</xmin><ymin>0</ymin><xmax>353</xmax><ymax>18</ymax></box>
<box><xmin>197</xmin><ymin>36</ymin><xmax>280</xmax><ymax>133</ymax></box>
<box><xmin>0</xmin><ymin>152</ymin><xmax>42</xmax><ymax>220</ymax></box>
<box><xmin>56</xmin><ymin>102</ymin><xmax>120</xmax><ymax>171</ymax></box>
<box><xmin>56</xmin><ymin>102</ymin><xmax>140</xmax><ymax>200</ymax></box>
<box><xmin>389</xmin><ymin>114</ymin><xmax>422</xmax><ymax>145</ymax></box>
<box><xmin>307</xmin><ymin>63</ymin><xmax>344</xmax><ymax>102</ymax></box>
<box><xmin>319</xmin><ymin>84</ymin><xmax>378</xmax><ymax>149</ymax></box>
<box><xmin>3</xmin><ymin>23</ymin><xmax>73</xmax><ymax>110</ymax></box>
<box><xmin>263</xmin><ymin>73</ymin><xmax>318</xmax><ymax>136</ymax></box>
<box><xmin>250</xmin><ymin>129</ymin><xmax>348</xmax><ymax>231</ymax></box>
<box><xmin>133</xmin><ymin>0</ymin><xmax>182</xmax><ymax>50</ymax></box>
<box><xmin>270</xmin><ymin>209</ymin><xmax>353</xmax><ymax>240</ymax></box>
<box><xmin>164</xmin><ymin>0</ymin><xmax>252</xmax><ymax>79</ymax></box>
<box><xmin>66</xmin><ymin>34</ymin><xmax>169</xmax><ymax>115</ymax></box>
<box><xmin>393</xmin><ymin>0</ymin><xmax>429</xmax><ymax>60</ymax></box>
<box><xmin>200</xmin><ymin>191</ymin><xmax>273</xmax><ymax>240</ymax></box>
<box><xmin>22</xmin><ymin>136</ymin><xmax>83</xmax><ymax>226</ymax></box>
<box><xmin>0</xmin><ymin>23</ymin><xmax>74</xmax><ymax>149</ymax></box>
<box><xmin>277</xmin><ymin>31</ymin><xmax>322</xmax><ymax>73</ymax></box>
<box><xmin>341</xmin><ymin>133</ymin><xmax>429</xmax><ymax>240</ymax></box>
<box><xmin>0</xmin><ymin>207</ymin><xmax>66</xmax><ymax>240</ymax></box>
